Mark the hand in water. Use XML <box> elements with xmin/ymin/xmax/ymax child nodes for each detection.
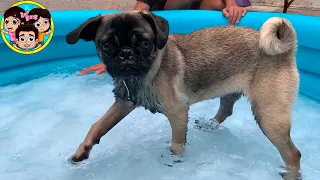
<box><xmin>222</xmin><ymin>5</ymin><xmax>247</xmax><ymax>25</ymax></box>
<box><xmin>78</xmin><ymin>63</ymin><xmax>107</xmax><ymax>75</ymax></box>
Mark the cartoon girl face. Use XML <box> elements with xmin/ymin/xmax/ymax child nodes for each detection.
<box><xmin>4</xmin><ymin>16</ymin><xmax>21</xmax><ymax>32</ymax></box>
<box><xmin>34</xmin><ymin>16</ymin><xmax>50</xmax><ymax>33</ymax></box>
<box><xmin>27</xmin><ymin>8</ymin><xmax>52</xmax><ymax>33</ymax></box>
<box><xmin>3</xmin><ymin>6</ymin><xmax>25</xmax><ymax>33</ymax></box>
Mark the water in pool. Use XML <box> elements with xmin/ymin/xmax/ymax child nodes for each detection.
<box><xmin>0</xmin><ymin>61</ymin><xmax>319</xmax><ymax>180</ymax></box>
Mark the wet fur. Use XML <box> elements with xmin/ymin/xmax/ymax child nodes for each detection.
<box><xmin>66</xmin><ymin>11</ymin><xmax>301</xmax><ymax>178</ymax></box>
<box><xmin>112</xmin><ymin>76</ymin><xmax>163</xmax><ymax>113</ymax></box>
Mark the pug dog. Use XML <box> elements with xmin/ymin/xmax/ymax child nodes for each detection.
<box><xmin>66</xmin><ymin>10</ymin><xmax>301</xmax><ymax>178</ymax></box>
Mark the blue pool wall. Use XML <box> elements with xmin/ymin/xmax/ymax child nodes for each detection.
<box><xmin>0</xmin><ymin>10</ymin><xmax>319</xmax><ymax>101</ymax></box>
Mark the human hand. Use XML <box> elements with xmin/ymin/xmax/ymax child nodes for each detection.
<box><xmin>78</xmin><ymin>63</ymin><xmax>107</xmax><ymax>75</ymax></box>
<box><xmin>222</xmin><ymin>6</ymin><xmax>247</xmax><ymax>25</ymax></box>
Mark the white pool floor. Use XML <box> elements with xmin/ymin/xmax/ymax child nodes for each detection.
<box><xmin>0</xmin><ymin>73</ymin><xmax>319</xmax><ymax>180</ymax></box>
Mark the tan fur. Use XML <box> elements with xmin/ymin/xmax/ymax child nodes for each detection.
<box><xmin>68</xmin><ymin>11</ymin><xmax>301</xmax><ymax>178</ymax></box>
<box><xmin>259</xmin><ymin>17</ymin><xmax>297</xmax><ymax>56</ymax></box>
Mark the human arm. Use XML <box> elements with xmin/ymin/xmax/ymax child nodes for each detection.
<box><xmin>134</xmin><ymin>0</ymin><xmax>151</xmax><ymax>10</ymax></box>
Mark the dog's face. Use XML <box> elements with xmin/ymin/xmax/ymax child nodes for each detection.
<box><xmin>66</xmin><ymin>11</ymin><xmax>169</xmax><ymax>78</ymax></box>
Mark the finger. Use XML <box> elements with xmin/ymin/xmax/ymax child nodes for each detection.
<box><xmin>78</xmin><ymin>68</ymin><xmax>94</xmax><ymax>75</ymax></box>
<box><xmin>242</xmin><ymin>8</ymin><xmax>247</xmax><ymax>16</ymax></box>
<box><xmin>96</xmin><ymin>69</ymin><xmax>107</xmax><ymax>75</ymax></box>
<box><xmin>228</xmin><ymin>8</ymin><xmax>235</xmax><ymax>25</ymax></box>
<box><xmin>236</xmin><ymin>10</ymin><xmax>242</xmax><ymax>24</ymax></box>
<box><xmin>222</xmin><ymin>8</ymin><xmax>229</xmax><ymax>18</ymax></box>
<box><xmin>231</xmin><ymin>9</ymin><xmax>240</xmax><ymax>25</ymax></box>
<box><xmin>78</xmin><ymin>66</ymin><xmax>100</xmax><ymax>75</ymax></box>
<box><xmin>79</xmin><ymin>64</ymin><xmax>103</xmax><ymax>75</ymax></box>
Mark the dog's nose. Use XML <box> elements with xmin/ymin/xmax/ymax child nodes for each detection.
<box><xmin>119</xmin><ymin>48</ymin><xmax>134</xmax><ymax>60</ymax></box>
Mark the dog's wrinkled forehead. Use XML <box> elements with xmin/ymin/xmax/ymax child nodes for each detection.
<box><xmin>98</xmin><ymin>13</ymin><xmax>154</xmax><ymax>40</ymax></box>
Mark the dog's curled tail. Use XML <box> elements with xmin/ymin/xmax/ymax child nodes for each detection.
<box><xmin>259</xmin><ymin>17</ymin><xmax>297</xmax><ymax>56</ymax></box>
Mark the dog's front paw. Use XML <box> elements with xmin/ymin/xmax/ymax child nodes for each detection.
<box><xmin>69</xmin><ymin>143</ymin><xmax>92</xmax><ymax>163</ymax></box>
<box><xmin>279</xmin><ymin>166</ymin><xmax>302</xmax><ymax>180</ymax></box>
<box><xmin>170</xmin><ymin>143</ymin><xmax>185</xmax><ymax>155</ymax></box>
<box><xmin>279</xmin><ymin>172</ymin><xmax>302</xmax><ymax>180</ymax></box>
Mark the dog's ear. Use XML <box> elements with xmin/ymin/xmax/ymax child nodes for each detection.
<box><xmin>140</xmin><ymin>11</ymin><xmax>169</xmax><ymax>49</ymax></box>
<box><xmin>66</xmin><ymin>15</ymin><xmax>102</xmax><ymax>44</ymax></box>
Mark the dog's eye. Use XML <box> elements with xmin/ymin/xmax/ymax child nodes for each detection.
<box><xmin>101</xmin><ymin>42</ymin><xmax>117</xmax><ymax>52</ymax></box>
<box><xmin>141</xmin><ymin>40</ymin><xmax>151</xmax><ymax>49</ymax></box>
<box><xmin>101</xmin><ymin>42</ymin><xmax>110</xmax><ymax>50</ymax></box>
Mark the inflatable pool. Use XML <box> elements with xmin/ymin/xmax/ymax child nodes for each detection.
<box><xmin>0</xmin><ymin>10</ymin><xmax>319</xmax><ymax>180</ymax></box>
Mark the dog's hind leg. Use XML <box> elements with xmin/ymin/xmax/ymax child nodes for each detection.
<box><xmin>214</xmin><ymin>92</ymin><xmax>243</xmax><ymax>124</ymax></box>
<box><xmin>194</xmin><ymin>93</ymin><xmax>242</xmax><ymax>131</ymax></box>
<box><xmin>248</xmin><ymin>72</ymin><xmax>301</xmax><ymax>178</ymax></box>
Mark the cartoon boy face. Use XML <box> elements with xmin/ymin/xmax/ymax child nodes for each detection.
<box><xmin>34</xmin><ymin>17</ymin><xmax>50</xmax><ymax>32</ymax></box>
<box><xmin>4</xmin><ymin>16</ymin><xmax>21</xmax><ymax>32</ymax></box>
<box><xmin>15</xmin><ymin>31</ymin><xmax>38</xmax><ymax>50</ymax></box>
